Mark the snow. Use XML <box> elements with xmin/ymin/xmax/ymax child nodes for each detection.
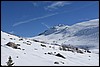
<box><xmin>32</xmin><ymin>19</ymin><xmax>99</xmax><ymax>51</ymax></box>
<box><xmin>1</xmin><ymin>19</ymin><xmax>99</xmax><ymax>66</ymax></box>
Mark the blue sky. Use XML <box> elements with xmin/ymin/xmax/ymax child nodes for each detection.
<box><xmin>1</xmin><ymin>1</ymin><xmax>99</xmax><ymax>37</ymax></box>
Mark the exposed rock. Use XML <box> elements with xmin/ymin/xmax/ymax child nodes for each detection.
<box><xmin>16</xmin><ymin>56</ymin><xmax>18</xmax><ymax>58</ymax></box>
<box><xmin>48</xmin><ymin>52</ymin><xmax>52</xmax><ymax>55</ymax></box>
<box><xmin>55</xmin><ymin>53</ymin><xmax>66</xmax><ymax>59</ymax></box>
<box><xmin>41</xmin><ymin>44</ymin><xmax>46</xmax><ymax>47</ymax></box>
<box><xmin>19</xmin><ymin>38</ymin><xmax>23</xmax><ymax>41</ymax></box>
<box><xmin>87</xmin><ymin>50</ymin><xmax>91</xmax><ymax>53</ymax></box>
<box><xmin>6</xmin><ymin>42</ymin><xmax>18</xmax><ymax>49</ymax></box>
<box><xmin>54</xmin><ymin>62</ymin><xmax>59</xmax><ymax>64</ymax></box>
<box><xmin>22</xmin><ymin>48</ymin><xmax>25</xmax><ymax>50</ymax></box>
<box><xmin>16</xmin><ymin>44</ymin><xmax>20</xmax><ymax>46</ymax></box>
<box><xmin>77</xmin><ymin>50</ymin><xmax>83</xmax><ymax>54</ymax></box>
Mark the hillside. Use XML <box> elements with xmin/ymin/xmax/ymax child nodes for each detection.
<box><xmin>1</xmin><ymin>19</ymin><xmax>99</xmax><ymax>66</ymax></box>
<box><xmin>32</xmin><ymin>19</ymin><xmax>99</xmax><ymax>53</ymax></box>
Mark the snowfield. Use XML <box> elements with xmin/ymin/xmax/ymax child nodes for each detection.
<box><xmin>33</xmin><ymin>19</ymin><xmax>99</xmax><ymax>52</ymax></box>
<box><xmin>1</xmin><ymin>19</ymin><xmax>99</xmax><ymax>66</ymax></box>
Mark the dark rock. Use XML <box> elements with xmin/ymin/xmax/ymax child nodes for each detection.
<box><xmin>6</xmin><ymin>42</ymin><xmax>18</xmax><ymax>49</ymax></box>
<box><xmin>41</xmin><ymin>44</ymin><xmax>46</xmax><ymax>47</ymax></box>
<box><xmin>19</xmin><ymin>38</ymin><xmax>23</xmax><ymax>41</ymax></box>
<box><xmin>49</xmin><ymin>46</ymin><xmax>51</xmax><ymax>48</ymax></box>
<box><xmin>17</xmin><ymin>44</ymin><xmax>20</xmax><ymax>46</ymax></box>
<box><xmin>77</xmin><ymin>50</ymin><xmax>83</xmax><ymax>54</ymax></box>
<box><xmin>22</xmin><ymin>49</ymin><xmax>25</xmax><ymax>50</ymax></box>
<box><xmin>16</xmin><ymin>56</ymin><xmax>18</xmax><ymax>58</ymax></box>
<box><xmin>87</xmin><ymin>50</ymin><xmax>91</xmax><ymax>53</ymax></box>
<box><xmin>44</xmin><ymin>53</ymin><xmax>46</xmax><ymax>54</ymax></box>
<box><xmin>54</xmin><ymin>52</ymin><xmax>56</xmax><ymax>53</ymax></box>
<box><xmin>32</xmin><ymin>39</ymin><xmax>39</xmax><ymax>42</ymax></box>
<box><xmin>10</xmin><ymin>38</ymin><xmax>13</xmax><ymax>40</ymax></box>
<box><xmin>55</xmin><ymin>53</ymin><xmax>66</xmax><ymax>59</ymax></box>
<box><xmin>17</xmin><ymin>47</ymin><xmax>21</xmax><ymax>50</ymax></box>
<box><xmin>27</xmin><ymin>41</ymin><xmax>30</xmax><ymax>42</ymax></box>
<box><xmin>48</xmin><ymin>52</ymin><xmax>52</xmax><ymax>55</ymax></box>
<box><xmin>54</xmin><ymin>62</ymin><xmax>59</xmax><ymax>64</ymax></box>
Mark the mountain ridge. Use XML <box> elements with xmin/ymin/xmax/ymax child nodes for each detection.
<box><xmin>31</xmin><ymin>19</ymin><xmax>99</xmax><ymax>50</ymax></box>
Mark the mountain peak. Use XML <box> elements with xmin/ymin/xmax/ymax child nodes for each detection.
<box><xmin>32</xmin><ymin>19</ymin><xmax>99</xmax><ymax>50</ymax></box>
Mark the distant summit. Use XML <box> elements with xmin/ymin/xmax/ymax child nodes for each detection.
<box><xmin>32</xmin><ymin>19</ymin><xmax>99</xmax><ymax>50</ymax></box>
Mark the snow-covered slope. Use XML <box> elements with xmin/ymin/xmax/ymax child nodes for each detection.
<box><xmin>32</xmin><ymin>19</ymin><xmax>99</xmax><ymax>53</ymax></box>
<box><xmin>1</xmin><ymin>19</ymin><xmax>99</xmax><ymax>66</ymax></box>
<box><xmin>1</xmin><ymin>31</ymin><xmax>99</xmax><ymax>66</ymax></box>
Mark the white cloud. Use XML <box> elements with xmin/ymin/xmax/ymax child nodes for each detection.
<box><xmin>13</xmin><ymin>12</ymin><xmax>58</xmax><ymax>27</ymax></box>
<box><xmin>45</xmin><ymin>1</ymin><xmax>71</xmax><ymax>11</ymax></box>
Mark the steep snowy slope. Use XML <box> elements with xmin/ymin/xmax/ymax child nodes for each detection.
<box><xmin>1</xmin><ymin>31</ymin><xmax>99</xmax><ymax>66</ymax></box>
<box><xmin>32</xmin><ymin>19</ymin><xmax>99</xmax><ymax>53</ymax></box>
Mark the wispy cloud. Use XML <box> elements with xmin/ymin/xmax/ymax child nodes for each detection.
<box><xmin>32</xmin><ymin>2</ymin><xmax>38</xmax><ymax>7</ymax></box>
<box><xmin>13</xmin><ymin>2</ymin><xmax>96</xmax><ymax>27</ymax></box>
<box><xmin>13</xmin><ymin>12</ymin><xmax>58</xmax><ymax>27</ymax></box>
<box><xmin>45</xmin><ymin>1</ymin><xmax>71</xmax><ymax>11</ymax></box>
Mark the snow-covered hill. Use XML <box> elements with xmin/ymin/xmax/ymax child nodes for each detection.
<box><xmin>32</xmin><ymin>19</ymin><xmax>99</xmax><ymax>53</ymax></box>
<box><xmin>1</xmin><ymin>19</ymin><xmax>99</xmax><ymax>66</ymax></box>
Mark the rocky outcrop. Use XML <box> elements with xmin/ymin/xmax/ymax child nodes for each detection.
<box><xmin>6</xmin><ymin>42</ymin><xmax>19</xmax><ymax>49</ymax></box>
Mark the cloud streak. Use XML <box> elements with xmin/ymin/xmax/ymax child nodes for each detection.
<box><xmin>13</xmin><ymin>12</ymin><xmax>58</xmax><ymax>27</ymax></box>
<box><xmin>45</xmin><ymin>1</ymin><xmax>71</xmax><ymax>11</ymax></box>
<box><xmin>13</xmin><ymin>2</ymin><xmax>97</xmax><ymax>27</ymax></box>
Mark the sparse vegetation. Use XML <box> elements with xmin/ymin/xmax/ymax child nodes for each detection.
<box><xmin>6</xmin><ymin>56</ymin><xmax>14</xmax><ymax>66</ymax></box>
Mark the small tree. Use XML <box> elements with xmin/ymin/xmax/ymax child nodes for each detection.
<box><xmin>6</xmin><ymin>56</ymin><xmax>14</xmax><ymax>66</ymax></box>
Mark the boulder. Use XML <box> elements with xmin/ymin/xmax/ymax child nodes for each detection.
<box><xmin>55</xmin><ymin>53</ymin><xmax>66</xmax><ymax>59</ymax></box>
<box><xmin>54</xmin><ymin>62</ymin><xmax>59</xmax><ymax>64</ymax></box>
<box><xmin>6</xmin><ymin>42</ymin><xmax>18</xmax><ymax>49</ymax></box>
